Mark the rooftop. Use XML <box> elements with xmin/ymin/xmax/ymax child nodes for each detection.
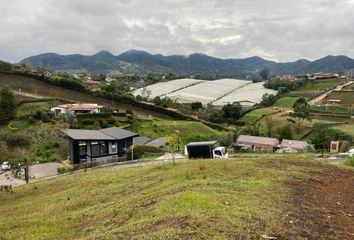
<box><xmin>61</xmin><ymin>129</ymin><xmax>115</xmax><ymax>141</ymax></box>
<box><xmin>62</xmin><ymin>127</ymin><xmax>138</xmax><ymax>141</ymax></box>
<box><xmin>100</xmin><ymin>127</ymin><xmax>139</xmax><ymax>140</ymax></box>
<box><xmin>187</xmin><ymin>141</ymin><xmax>219</xmax><ymax>147</ymax></box>
<box><xmin>236</xmin><ymin>135</ymin><xmax>279</xmax><ymax>146</ymax></box>
<box><xmin>281</xmin><ymin>139</ymin><xmax>308</xmax><ymax>150</ymax></box>
<box><xmin>57</xmin><ymin>103</ymin><xmax>104</xmax><ymax>110</ymax></box>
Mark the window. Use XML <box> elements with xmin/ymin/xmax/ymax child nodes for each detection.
<box><xmin>111</xmin><ymin>141</ymin><xmax>117</xmax><ymax>153</ymax></box>
<box><xmin>214</xmin><ymin>150</ymin><xmax>222</xmax><ymax>156</ymax></box>
<box><xmin>79</xmin><ymin>141</ymin><xmax>87</xmax><ymax>157</ymax></box>
<box><xmin>91</xmin><ymin>141</ymin><xmax>108</xmax><ymax>157</ymax></box>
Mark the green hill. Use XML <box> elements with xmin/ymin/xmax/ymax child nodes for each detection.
<box><xmin>1</xmin><ymin>157</ymin><xmax>353</xmax><ymax>239</ymax></box>
<box><xmin>0</xmin><ymin>73</ymin><xmax>174</xmax><ymax>119</ymax></box>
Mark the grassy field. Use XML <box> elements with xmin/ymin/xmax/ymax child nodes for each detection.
<box><xmin>239</xmin><ymin>108</ymin><xmax>275</xmax><ymax>124</ymax></box>
<box><xmin>297</xmin><ymin>78</ymin><xmax>346</xmax><ymax>91</ymax></box>
<box><xmin>137</xmin><ymin>118</ymin><xmax>224</xmax><ymax>144</ymax></box>
<box><xmin>331</xmin><ymin>121</ymin><xmax>354</xmax><ymax>137</ymax></box>
<box><xmin>0</xmin><ymin>157</ymin><xmax>322</xmax><ymax>239</ymax></box>
<box><xmin>310</xmin><ymin>105</ymin><xmax>354</xmax><ymax>114</ymax></box>
<box><xmin>274</xmin><ymin>96</ymin><xmax>310</xmax><ymax>108</ymax></box>
<box><xmin>325</xmin><ymin>91</ymin><xmax>354</xmax><ymax>105</ymax></box>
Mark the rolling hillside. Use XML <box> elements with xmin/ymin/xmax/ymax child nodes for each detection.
<box><xmin>0</xmin><ymin>73</ymin><xmax>170</xmax><ymax>119</ymax></box>
<box><xmin>0</xmin><ymin>157</ymin><xmax>353</xmax><ymax>239</ymax></box>
<box><xmin>20</xmin><ymin>50</ymin><xmax>354</xmax><ymax>78</ymax></box>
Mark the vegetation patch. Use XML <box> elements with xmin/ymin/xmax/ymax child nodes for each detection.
<box><xmin>275</xmin><ymin>96</ymin><xmax>310</xmax><ymax>108</ymax></box>
<box><xmin>297</xmin><ymin>78</ymin><xmax>346</xmax><ymax>91</ymax></box>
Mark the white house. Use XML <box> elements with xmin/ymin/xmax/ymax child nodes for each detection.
<box><xmin>51</xmin><ymin>103</ymin><xmax>104</xmax><ymax>115</ymax></box>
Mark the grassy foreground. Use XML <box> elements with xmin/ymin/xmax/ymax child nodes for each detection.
<box><xmin>0</xmin><ymin>157</ymin><xmax>319</xmax><ymax>239</ymax></box>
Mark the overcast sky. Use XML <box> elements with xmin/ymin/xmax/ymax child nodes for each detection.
<box><xmin>1</xmin><ymin>0</ymin><xmax>354</xmax><ymax>63</ymax></box>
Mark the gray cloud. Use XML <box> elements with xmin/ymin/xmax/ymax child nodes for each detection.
<box><xmin>0</xmin><ymin>0</ymin><xmax>354</xmax><ymax>62</ymax></box>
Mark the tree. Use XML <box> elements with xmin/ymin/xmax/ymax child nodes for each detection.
<box><xmin>36</xmin><ymin>66</ymin><xmax>52</xmax><ymax>76</ymax></box>
<box><xmin>166</xmin><ymin>130</ymin><xmax>181</xmax><ymax>165</ymax></box>
<box><xmin>19</xmin><ymin>63</ymin><xmax>32</xmax><ymax>73</ymax></box>
<box><xmin>258</xmin><ymin>68</ymin><xmax>270</xmax><ymax>81</ymax></box>
<box><xmin>153</xmin><ymin>96</ymin><xmax>162</xmax><ymax>106</ymax></box>
<box><xmin>310</xmin><ymin>124</ymin><xmax>352</xmax><ymax>156</ymax></box>
<box><xmin>0</xmin><ymin>60</ymin><xmax>12</xmax><ymax>72</ymax></box>
<box><xmin>0</xmin><ymin>87</ymin><xmax>16</xmax><ymax>124</ymax></box>
<box><xmin>0</xmin><ymin>141</ymin><xmax>11</xmax><ymax>163</ymax></box>
<box><xmin>288</xmin><ymin>97</ymin><xmax>311</xmax><ymax>134</ymax></box>
<box><xmin>222</xmin><ymin>102</ymin><xmax>242</xmax><ymax>124</ymax></box>
<box><xmin>265</xmin><ymin>116</ymin><xmax>275</xmax><ymax>137</ymax></box>
<box><xmin>310</xmin><ymin>126</ymin><xmax>332</xmax><ymax>156</ymax></box>
<box><xmin>260</xmin><ymin>93</ymin><xmax>278</xmax><ymax>107</ymax></box>
<box><xmin>191</xmin><ymin>102</ymin><xmax>203</xmax><ymax>110</ymax></box>
<box><xmin>278</xmin><ymin>125</ymin><xmax>293</xmax><ymax>141</ymax></box>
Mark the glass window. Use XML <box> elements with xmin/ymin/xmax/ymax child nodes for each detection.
<box><xmin>214</xmin><ymin>150</ymin><xmax>222</xmax><ymax>156</ymax></box>
<box><xmin>79</xmin><ymin>146</ymin><xmax>87</xmax><ymax>156</ymax></box>
<box><xmin>91</xmin><ymin>141</ymin><xmax>108</xmax><ymax>157</ymax></box>
<box><xmin>111</xmin><ymin>142</ymin><xmax>117</xmax><ymax>153</ymax></box>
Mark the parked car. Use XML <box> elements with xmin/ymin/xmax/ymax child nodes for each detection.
<box><xmin>1</xmin><ymin>161</ymin><xmax>10</xmax><ymax>171</ymax></box>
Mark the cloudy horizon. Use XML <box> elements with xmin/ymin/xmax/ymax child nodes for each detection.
<box><xmin>1</xmin><ymin>0</ymin><xmax>354</xmax><ymax>63</ymax></box>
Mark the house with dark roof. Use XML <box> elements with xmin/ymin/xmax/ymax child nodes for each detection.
<box><xmin>235</xmin><ymin>135</ymin><xmax>279</xmax><ymax>152</ymax></box>
<box><xmin>62</xmin><ymin>127</ymin><xmax>138</xmax><ymax>164</ymax></box>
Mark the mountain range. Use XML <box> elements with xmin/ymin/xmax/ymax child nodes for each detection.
<box><xmin>20</xmin><ymin>50</ymin><xmax>354</xmax><ymax>78</ymax></box>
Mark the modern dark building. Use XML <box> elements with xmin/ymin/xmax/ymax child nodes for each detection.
<box><xmin>62</xmin><ymin>127</ymin><xmax>138</xmax><ymax>164</ymax></box>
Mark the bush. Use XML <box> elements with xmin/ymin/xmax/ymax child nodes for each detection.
<box><xmin>126</xmin><ymin>145</ymin><xmax>163</xmax><ymax>160</ymax></box>
<box><xmin>0</xmin><ymin>133</ymin><xmax>31</xmax><ymax>147</ymax></box>
<box><xmin>80</xmin><ymin>119</ymin><xmax>95</xmax><ymax>125</ymax></box>
<box><xmin>57</xmin><ymin>160</ymin><xmax>74</xmax><ymax>173</ymax></box>
<box><xmin>343</xmin><ymin>156</ymin><xmax>354</xmax><ymax>167</ymax></box>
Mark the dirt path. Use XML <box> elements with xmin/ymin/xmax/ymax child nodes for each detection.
<box><xmin>284</xmin><ymin>164</ymin><xmax>354</xmax><ymax>239</ymax></box>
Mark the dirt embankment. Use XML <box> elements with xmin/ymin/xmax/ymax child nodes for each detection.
<box><xmin>284</xmin><ymin>164</ymin><xmax>354</xmax><ymax>240</ymax></box>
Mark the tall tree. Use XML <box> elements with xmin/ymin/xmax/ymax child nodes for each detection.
<box><xmin>258</xmin><ymin>68</ymin><xmax>270</xmax><ymax>81</ymax></box>
<box><xmin>222</xmin><ymin>102</ymin><xmax>242</xmax><ymax>124</ymax></box>
<box><xmin>0</xmin><ymin>87</ymin><xmax>16</xmax><ymax>124</ymax></box>
<box><xmin>278</xmin><ymin>125</ymin><xmax>293</xmax><ymax>141</ymax></box>
<box><xmin>288</xmin><ymin>97</ymin><xmax>311</xmax><ymax>134</ymax></box>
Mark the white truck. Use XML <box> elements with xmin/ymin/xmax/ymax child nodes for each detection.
<box><xmin>185</xmin><ymin>141</ymin><xmax>228</xmax><ymax>159</ymax></box>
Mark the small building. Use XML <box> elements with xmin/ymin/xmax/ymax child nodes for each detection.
<box><xmin>280</xmin><ymin>139</ymin><xmax>309</xmax><ymax>153</ymax></box>
<box><xmin>330</xmin><ymin>141</ymin><xmax>350</xmax><ymax>153</ymax></box>
<box><xmin>235</xmin><ymin>135</ymin><xmax>279</xmax><ymax>152</ymax></box>
<box><xmin>62</xmin><ymin>127</ymin><xmax>138</xmax><ymax>164</ymax></box>
<box><xmin>51</xmin><ymin>103</ymin><xmax>104</xmax><ymax>115</ymax></box>
<box><xmin>326</xmin><ymin>99</ymin><xmax>342</xmax><ymax>105</ymax></box>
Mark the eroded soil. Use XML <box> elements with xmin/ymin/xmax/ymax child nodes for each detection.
<box><xmin>284</xmin><ymin>164</ymin><xmax>354</xmax><ymax>240</ymax></box>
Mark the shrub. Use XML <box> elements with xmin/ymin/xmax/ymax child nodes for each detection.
<box><xmin>343</xmin><ymin>157</ymin><xmax>354</xmax><ymax>168</ymax></box>
<box><xmin>0</xmin><ymin>133</ymin><xmax>31</xmax><ymax>147</ymax></box>
<box><xmin>80</xmin><ymin>119</ymin><xmax>95</xmax><ymax>125</ymax></box>
<box><xmin>57</xmin><ymin>160</ymin><xmax>74</xmax><ymax>173</ymax></box>
<box><xmin>27</xmin><ymin>116</ymin><xmax>36</xmax><ymax>124</ymax></box>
